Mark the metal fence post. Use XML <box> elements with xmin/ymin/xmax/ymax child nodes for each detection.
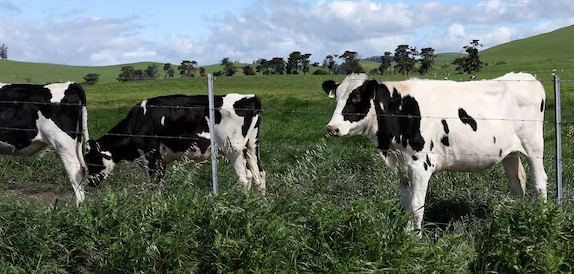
<box><xmin>554</xmin><ymin>75</ymin><xmax>562</xmax><ymax>205</ymax></box>
<box><xmin>208</xmin><ymin>74</ymin><xmax>219</xmax><ymax>194</ymax></box>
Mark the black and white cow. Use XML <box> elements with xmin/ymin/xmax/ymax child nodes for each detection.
<box><xmin>84</xmin><ymin>93</ymin><xmax>266</xmax><ymax>191</ymax></box>
<box><xmin>322</xmin><ymin>72</ymin><xmax>548</xmax><ymax>232</ymax></box>
<box><xmin>0</xmin><ymin>82</ymin><xmax>89</xmax><ymax>205</ymax></box>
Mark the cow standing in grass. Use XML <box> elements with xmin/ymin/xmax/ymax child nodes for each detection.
<box><xmin>322</xmin><ymin>72</ymin><xmax>548</xmax><ymax>232</ymax></box>
<box><xmin>84</xmin><ymin>93</ymin><xmax>266</xmax><ymax>192</ymax></box>
<box><xmin>0</xmin><ymin>82</ymin><xmax>89</xmax><ymax>205</ymax></box>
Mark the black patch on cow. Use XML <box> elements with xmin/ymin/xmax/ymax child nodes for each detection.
<box><xmin>458</xmin><ymin>108</ymin><xmax>477</xmax><ymax>131</ymax></box>
<box><xmin>493</xmin><ymin>136</ymin><xmax>496</xmax><ymax>144</ymax></box>
<box><xmin>425</xmin><ymin>154</ymin><xmax>431</xmax><ymax>167</ymax></box>
<box><xmin>499</xmin><ymin>149</ymin><xmax>503</xmax><ymax>157</ymax></box>
<box><xmin>423</xmin><ymin>162</ymin><xmax>428</xmax><ymax>170</ymax></box>
<box><xmin>412</xmin><ymin>155</ymin><xmax>418</xmax><ymax>161</ymax></box>
<box><xmin>441</xmin><ymin>119</ymin><xmax>449</xmax><ymax>134</ymax></box>
<box><xmin>341</xmin><ymin>80</ymin><xmax>377</xmax><ymax>123</ymax></box>
<box><xmin>441</xmin><ymin>136</ymin><xmax>450</xmax><ymax>146</ymax></box>
<box><xmin>233</xmin><ymin>96</ymin><xmax>262</xmax><ymax>137</ymax></box>
<box><xmin>540</xmin><ymin>99</ymin><xmax>545</xmax><ymax>112</ymax></box>
<box><xmin>373</xmin><ymin>83</ymin><xmax>425</xmax><ymax>156</ymax></box>
<box><xmin>430</xmin><ymin>140</ymin><xmax>434</xmax><ymax>151</ymax></box>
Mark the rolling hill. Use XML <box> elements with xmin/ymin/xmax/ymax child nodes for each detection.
<box><xmin>0</xmin><ymin>24</ymin><xmax>572</xmax><ymax>84</ymax></box>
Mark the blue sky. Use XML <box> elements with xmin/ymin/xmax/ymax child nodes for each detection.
<box><xmin>0</xmin><ymin>0</ymin><xmax>572</xmax><ymax>66</ymax></box>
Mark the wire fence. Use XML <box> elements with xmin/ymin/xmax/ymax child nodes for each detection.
<box><xmin>0</xmin><ymin>73</ymin><xmax>571</xmax><ymax>204</ymax></box>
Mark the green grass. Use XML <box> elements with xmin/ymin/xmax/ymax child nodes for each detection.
<box><xmin>2</xmin><ymin>24</ymin><xmax>574</xmax><ymax>273</ymax></box>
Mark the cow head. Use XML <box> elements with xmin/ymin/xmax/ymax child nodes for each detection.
<box><xmin>324</xmin><ymin>73</ymin><xmax>379</xmax><ymax>137</ymax></box>
<box><xmin>84</xmin><ymin>139</ymin><xmax>115</xmax><ymax>186</ymax></box>
<box><xmin>322</xmin><ymin>80</ymin><xmax>339</xmax><ymax>99</ymax></box>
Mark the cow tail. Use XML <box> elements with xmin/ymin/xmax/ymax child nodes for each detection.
<box><xmin>73</xmin><ymin>82</ymin><xmax>89</xmax><ymax>170</ymax></box>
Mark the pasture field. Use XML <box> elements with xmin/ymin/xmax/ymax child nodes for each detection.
<box><xmin>1</xmin><ymin>70</ymin><xmax>574</xmax><ymax>273</ymax></box>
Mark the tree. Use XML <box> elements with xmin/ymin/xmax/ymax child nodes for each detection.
<box><xmin>118</xmin><ymin>66</ymin><xmax>135</xmax><ymax>81</ymax></box>
<box><xmin>269</xmin><ymin>57</ymin><xmax>286</xmax><ymax>75</ymax></box>
<box><xmin>199</xmin><ymin>67</ymin><xmax>206</xmax><ymax>77</ymax></box>
<box><xmin>338</xmin><ymin>51</ymin><xmax>364</xmax><ymax>74</ymax></box>
<box><xmin>418</xmin><ymin>47</ymin><xmax>436</xmax><ymax>75</ymax></box>
<box><xmin>221</xmin><ymin>58</ymin><xmax>237</xmax><ymax>76</ymax></box>
<box><xmin>0</xmin><ymin>43</ymin><xmax>7</xmax><ymax>60</ymax></box>
<box><xmin>301</xmin><ymin>53</ymin><xmax>312</xmax><ymax>75</ymax></box>
<box><xmin>453</xmin><ymin>39</ymin><xmax>483</xmax><ymax>74</ymax></box>
<box><xmin>163</xmin><ymin>63</ymin><xmax>174</xmax><ymax>78</ymax></box>
<box><xmin>286</xmin><ymin>51</ymin><xmax>302</xmax><ymax>74</ymax></box>
<box><xmin>323</xmin><ymin>55</ymin><xmax>337</xmax><ymax>75</ymax></box>
<box><xmin>393</xmin><ymin>45</ymin><xmax>418</xmax><ymax>75</ymax></box>
<box><xmin>83</xmin><ymin>73</ymin><xmax>100</xmax><ymax>85</ymax></box>
<box><xmin>178</xmin><ymin>60</ymin><xmax>197</xmax><ymax>78</ymax></box>
<box><xmin>144</xmin><ymin>63</ymin><xmax>160</xmax><ymax>79</ymax></box>
<box><xmin>378</xmin><ymin>51</ymin><xmax>393</xmax><ymax>75</ymax></box>
<box><xmin>242</xmin><ymin>65</ymin><xmax>256</xmax><ymax>75</ymax></box>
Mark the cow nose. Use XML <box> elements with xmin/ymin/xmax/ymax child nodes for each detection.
<box><xmin>326</xmin><ymin>125</ymin><xmax>340</xmax><ymax>136</ymax></box>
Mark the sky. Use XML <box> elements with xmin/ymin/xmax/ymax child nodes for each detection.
<box><xmin>0</xmin><ymin>0</ymin><xmax>573</xmax><ymax>67</ymax></box>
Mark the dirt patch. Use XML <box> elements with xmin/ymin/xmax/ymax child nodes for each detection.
<box><xmin>4</xmin><ymin>181</ymin><xmax>74</xmax><ymax>206</ymax></box>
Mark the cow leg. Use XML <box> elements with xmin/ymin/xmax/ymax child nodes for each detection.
<box><xmin>399</xmin><ymin>165</ymin><xmax>433</xmax><ymax>234</ymax></box>
<box><xmin>52</xmin><ymin>140</ymin><xmax>86</xmax><ymax>206</ymax></box>
<box><xmin>502</xmin><ymin>152</ymin><xmax>527</xmax><ymax>198</ymax></box>
<box><xmin>226</xmin><ymin>148</ymin><xmax>250</xmax><ymax>190</ymax></box>
<box><xmin>523</xmin><ymin>142</ymin><xmax>548</xmax><ymax>202</ymax></box>
<box><xmin>244</xmin><ymin>142</ymin><xmax>265</xmax><ymax>192</ymax></box>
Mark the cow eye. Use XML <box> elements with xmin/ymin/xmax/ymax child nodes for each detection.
<box><xmin>352</xmin><ymin>94</ymin><xmax>361</xmax><ymax>103</ymax></box>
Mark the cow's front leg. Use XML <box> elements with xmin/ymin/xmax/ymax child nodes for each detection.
<box><xmin>399</xmin><ymin>163</ymin><xmax>433</xmax><ymax>234</ymax></box>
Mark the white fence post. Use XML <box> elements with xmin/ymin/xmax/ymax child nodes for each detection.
<box><xmin>208</xmin><ymin>74</ymin><xmax>219</xmax><ymax>194</ymax></box>
<box><xmin>554</xmin><ymin>75</ymin><xmax>562</xmax><ymax>205</ymax></box>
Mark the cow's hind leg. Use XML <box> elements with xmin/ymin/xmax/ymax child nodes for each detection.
<box><xmin>51</xmin><ymin>139</ymin><xmax>86</xmax><ymax>206</ymax></box>
<box><xmin>244</xmin><ymin>140</ymin><xmax>265</xmax><ymax>192</ymax></box>
<box><xmin>502</xmin><ymin>152</ymin><xmax>527</xmax><ymax>198</ymax></box>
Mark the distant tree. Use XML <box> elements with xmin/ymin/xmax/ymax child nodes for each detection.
<box><xmin>453</xmin><ymin>40</ymin><xmax>483</xmax><ymax>73</ymax></box>
<box><xmin>144</xmin><ymin>63</ymin><xmax>160</xmax><ymax>79</ymax></box>
<box><xmin>117</xmin><ymin>66</ymin><xmax>135</xmax><ymax>81</ymax></box>
<box><xmin>0</xmin><ymin>43</ymin><xmax>7</xmax><ymax>60</ymax></box>
<box><xmin>323</xmin><ymin>55</ymin><xmax>337</xmax><ymax>75</ymax></box>
<box><xmin>199</xmin><ymin>67</ymin><xmax>206</xmax><ymax>77</ymax></box>
<box><xmin>379</xmin><ymin>51</ymin><xmax>393</xmax><ymax>75</ymax></box>
<box><xmin>311</xmin><ymin>62</ymin><xmax>320</xmax><ymax>67</ymax></box>
<box><xmin>270</xmin><ymin>57</ymin><xmax>286</xmax><ymax>75</ymax></box>
<box><xmin>393</xmin><ymin>45</ymin><xmax>418</xmax><ymax>75</ymax></box>
<box><xmin>301</xmin><ymin>53</ymin><xmax>312</xmax><ymax>75</ymax></box>
<box><xmin>178</xmin><ymin>60</ymin><xmax>197</xmax><ymax>78</ymax></box>
<box><xmin>338</xmin><ymin>51</ymin><xmax>364</xmax><ymax>74</ymax></box>
<box><xmin>134</xmin><ymin>69</ymin><xmax>144</xmax><ymax>81</ymax></box>
<box><xmin>418</xmin><ymin>47</ymin><xmax>436</xmax><ymax>75</ymax></box>
<box><xmin>286</xmin><ymin>51</ymin><xmax>302</xmax><ymax>74</ymax></box>
<box><xmin>163</xmin><ymin>63</ymin><xmax>173</xmax><ymax>78</ymax></box>
<box><xmin>83</xmin><ymin>73</ymin><xmax>100</xmax><ymax>85</ymax></box>
<box><xmin>213</xmin><ymin>70</ymin><xmax>224</xmax><ymax>77</ymax></box>
<box><xmin>221</xmin><ymin>57</ymin><xmax>237</xmax><ymax>76</ymax></box>
<box><xmin>242</xmin><ymin>65</ymin><xmax>256</xmax><ymax>75</ymax></box>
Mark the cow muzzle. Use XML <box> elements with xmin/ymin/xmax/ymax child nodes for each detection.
<box><xmin>326</xmin><ymin>125</ymin><xmax>340</xmax><ymax>136</ymax></box>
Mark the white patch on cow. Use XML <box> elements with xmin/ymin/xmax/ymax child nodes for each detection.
<box><xmin>44</xmin><ymin>81</ymin><xmax>74</xmax><ymax>103</ymax></box>
<box><xmin>0</xmin><ymin>82</ymin><xmax>8</xmax><ymax>89</ymax></box>
<box><xmin>160</xmin><ymin>116</ymin><xmax>165</xmax><ymax>126</ymax></box>
<box><xmin>100</xmin><ymin>151</ymin><xmax>115</xmax><ymax>179</ymax></box>
<box><xmin>141</xmin><ymin>100</ymin><xmax>148</xmax><ymax>115</ymax></box>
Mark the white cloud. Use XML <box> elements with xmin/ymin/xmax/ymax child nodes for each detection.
<box><xmin>1</xmin><ymin>0</ymin><xmax>573</xmax><ymax>66</ymax></box>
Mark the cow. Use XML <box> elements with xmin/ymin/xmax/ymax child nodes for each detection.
<box><xmin>322</xmin><ymin>72</ymin><xmax>548</xmax><ymax>232</ymax></box>
<box><xmin>0</xmin><ymin>81</ymin><xmax>89</xmax><ymax>206</ymax></box>
<box><xmin>84</xmin><ymin>93</ymin><xmax>266</xmax><ymax>192</ymax></box>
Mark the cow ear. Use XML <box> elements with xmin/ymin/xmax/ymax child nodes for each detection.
<box><xmin>322</xmin><ymin>80</ymin><xmax>340</xmax><ymax>96</ymax></box>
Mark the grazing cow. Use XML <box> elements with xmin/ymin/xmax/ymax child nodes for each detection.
<box><xmin>84</xmin><ymin>93</ymin><xmax>266</xmax><ymax>191</ymax></box>
<box><xmin>322</xmin><ymin>72</ymin><xmax>548</xmax><ymax>231</ymax></box>
<box><xmin>0</xmin><ymin>82</ymin><xmax>89</xmax><ymax>205</ymax></box>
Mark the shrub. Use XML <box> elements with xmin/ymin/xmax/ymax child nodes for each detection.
<box><xmin>312</xmin><ymin>69</ymin><xmax>328</xmax><ymax>75</ymax></box>
<box><xmin>83</xmin><ymin>73</ymin><xmax>100</xmax><ymax>85</ymax></box>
